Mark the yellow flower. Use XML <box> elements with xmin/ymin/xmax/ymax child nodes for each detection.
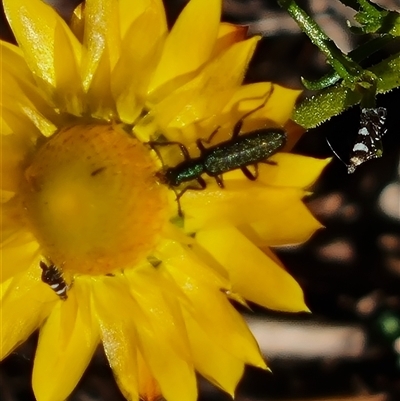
<box><xmin>1</xmin><ymin>0</ymin><xmax>329</xmax><ymax>400</ymax></box>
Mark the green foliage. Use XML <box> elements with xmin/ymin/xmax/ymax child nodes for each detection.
<box><xmin>277</xmin><ymin>0</ymin><xmax>400</xmax><ymax>128</ymax></box>
<box><xmin>293</xmin><ymin>54</ymin><xmax>400</xmax><ymax>129</ymax></box>
<box><xmin>350</xmin><ymin>0</ymin><xmax>400</xmax><ymax>36</ymax></box>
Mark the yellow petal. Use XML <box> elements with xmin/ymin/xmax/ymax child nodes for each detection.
<box><xmin>70</xmin><ymin>3</ymin><xmax>84</xmax><ymax>42</ymax></box>
<box><xmin>81</xmin><ymin>0</ymin><xmax>121</xmax><ymax>90</ymax></box>
<box><xmin>85</xmin><ymin>45</ymin><xmax>116</xmax><ymax>119</ymax></box>
<box><xmin>1</xmin><ymin>41</ymin><xmax>60</xmax><ymax>136</ymax></box>
<box><xmin>1</xmin><ymin>191</ymin><xmax>15</xmax><ymax>204</ymax></box>
<box><xmin>256</xmin><ymin>154</ymin><xmax>332</xmax><ymax>188</ymax></box>
<box><xmin>52</xmin><ymin>20</ymin><xmax>84</xmax><ymax>115</ymax></box>
<box><xmin>32</xmin><ymin>281</ymin><xmax>99</xmax><ymax>401</ymax></box>
<box><xmin>0</xmin><ymin>40</ymin><xmax>37</xmax><ymax>86</ymax></box>
<box><xmin>213</xmin><ymin>23</ymin><xmax>248</xmax><ymax>57</ymax></box>
<box><xmin>134</xmin><ymin>309</ymin><xmax>197</xmax><ymax>401</ymax></box>
<box><xmin>0</xmin><ymin>203</ymin><xmax>15</xmax><ymax>245</ymax></box>
<box><xmin>181</xmin><ymin>180</ymin><xmax>307</xmax><ymax>232</ymax></box>
<box><xmin>158</xmin><ymin>239</ymin><xmax>229</xmax><ymax>288</ymax></box>
<box><xmin>221</xmin><ymin>84</ymin><xmax>302</xmax><ymax>133</ymax></box>
<box><xmin>1</xmin><ymin>106</ymin><xmax>43</xmax><ymax>141</ymax></box>
<box><xmin>1</xmin><ymin>65</ymin><xmax>59</xmax><ymax>137</ymax></box>
<box><xmin>1</xmin><ymin>266</ymin><xmax>54</xmax><ymax>360</ymax></box>
<box><xmin>221</xmin><ymin>84</ymin><xmax>301</xmax><ymax>130</ymax></box>
<box><xmin>182</xmin><ymin>155</ymin><xmax>328</xmax><ymax>245</ymax></box>
<box><xmin>256</xmin><ymin>84</ymin><xmax>302</xmax><ymax>126</ymax></box>
<box><xmin>1</xmin><ymin>98</ymin><xmax>58</xmax><ymax>139</ymax></box>
<box><xmin>92</xmin><ymin>278</ymin><xmax>139</xmax><ymax>401</ymax></box>
<box><xmin>112</xmin><ymin>5</ymin><xmax>166</xmax><ymax>123</ymax></box>
<box><xmin>186</xmin><ymin>316</ymin><xmax>246</xmax><ymax>396</ymax></box>
<box><xmin>1</xmin><ymin>133</ymin><xmax>33</xmax><ymax>193</ymax></box>
<box><xmin>223</xmin><ymin>82</ymin><xmax>273</xmax><ymax>116</ymax></box>
<box><xmin>121</xmin><ymin>266</ymin><xmax>197</xmax><ymax>401</ymax></box>
<box><xmin>212</xmin><ymin>82</ymin><xmax>274</xmax><ymax>136</ymax></box>
<box><xmin>135</xmin><ymin>36</ymin><xmax>261</xmax><ymax>143</ymax></box>
<box><xmin>1</xmin><ymin>198</ymin><xmax>28</xmax><ymax>243</ymax></box>
<box><xmin>118</xmin><ymin>0</ymin><xmax>167</xmax><ymax>39</ymax></box>
<box><xmin>246</xmin><ymin>201</ymin><xmax>323</xmax><ymax>246</ymax></box>
<box><xmin>285</xmin><ymin>119</ymin><xmax>306</xmax><ymax>150</ymax></box>
<box><xmin>137</xmin><ymin>352</ymin><xmax>162</xmax><ymax>401</ymax></box>
<box><xmin>3</xmin><ymin>0</ymin><xmax>82</xmax><ymax>110</ymax></box>
<box><xmin>148</xmin><ymin>0</ymin><xmax>222</xmax><ymax>94</ymax></box>
<box><xmin>165</xmin><ymin>255</ymin><xmax>265</xmax><ymax>368</ymax></box>
<box><xmin>179</xmin><ymin>82</ymin><xmax>278</xmax><ymax>148</ymax></box>
<box><xmin>126</xmin><ymin>266</ymin><xmax>192</xmax><ymax>363</ymax></box>
<box><xmin>1</xmin><ymin>233</ymin><xmax>40</xmax><ymax>283</ymax></box>
<box><xmin>173</xmin><ymin>36</ymin><xmax>261</xmax><ymax>132</ymax></box>
<box><xmin>196</xmin><ymin>226</ymin><xmax>309</xmax><ymax>312</ymax></box>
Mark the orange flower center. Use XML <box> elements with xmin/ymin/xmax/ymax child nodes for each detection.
<box><xmin>22</xmin><ymin>124</ymin><xmax>168</xmax><ymax>275</ymax></box>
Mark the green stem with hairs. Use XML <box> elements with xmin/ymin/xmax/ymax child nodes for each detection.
<box><xmin>277</xmin><ymin>0</ymin><xmax>369</xmax><ymax>86</ymax></box>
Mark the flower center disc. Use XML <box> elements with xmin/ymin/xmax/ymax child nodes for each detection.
<box><xmin>23</xmin><ymin>124</ymin><xmax>167</xmax><ymax>275</ymax></box>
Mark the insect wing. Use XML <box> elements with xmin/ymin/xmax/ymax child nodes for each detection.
<box><xmin>348</xmin><ymin>107</ymin><xmax>387</xmax><ymax>174</ymax></box>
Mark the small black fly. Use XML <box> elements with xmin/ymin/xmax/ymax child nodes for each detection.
<box><xmin>39</xmin><ymin>261</ymin><xmax>69</xmax><ymax>300</ymax></box>
<box><xmin>149</xmin><ymin>104</ymin><xmax>286</xmax><ymax>214</ymax></box>
<box><xmin>327</xmin><ymin>107</ymin><xmax>387</xmax><ymax>173</ymax></box>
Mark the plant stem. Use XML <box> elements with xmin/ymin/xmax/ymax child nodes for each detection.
<box><xmin>277</xmin><ymin>0</ymin><xmax>364</xmax><ymax>84</ymax></box>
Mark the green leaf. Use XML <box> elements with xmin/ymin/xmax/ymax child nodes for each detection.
<box><xmin>293</xmin><ymin>53</ymin><xmax>400</xmax><ymax>129</ymax></box>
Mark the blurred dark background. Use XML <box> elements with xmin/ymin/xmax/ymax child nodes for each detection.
<box><xmin>1</xmin><ymin>1</ymin><xmax>400</xmax><ymax>400</ymax></box>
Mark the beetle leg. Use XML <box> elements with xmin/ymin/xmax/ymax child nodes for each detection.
<box><xmin>197</xmin><ymin>126</ymin><xmax>221</xmax><ymax>152</ymax></box>
<box><xmin>232</xmin><ymin>119</ymin><xmax>244</xmax><ymax>138</ymax></box>
<box><xmin>260</xmin><ymin>160</ymin><xmax>277</xmax><ymax>166</ymax></box>
<box><xmin>197</xmin><ymin>176</ymin><xmax>207</xmax><ymax>189</ymax></box>
<box><xmin>241</xmin><ymin>165</ymin><xmax>258</xmax><ymax>180</ymax></box>
<box><xmin>174</xmin><ymin>189</ymin><xmax>184</xmax><ymax>217</ymax></box>
<box><xmin>175</xmin><ymin>178</ymin><xmax>207</xmax><ymax>216</ymax></box>
<box><xmin>214</xmin><ymin>175</ymin><xmax>224</xmax><ymax>188</ymax></box>
<box><xmin>196</xmin><ymin>138</ymin><xmax>207</xmax><ymax>152</ymax></box>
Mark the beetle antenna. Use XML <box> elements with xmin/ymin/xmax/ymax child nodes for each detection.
<box><xmin>237</xmin><ymin>84</ymin><xmax>275</xmax><ymax>122</ymax></box>
<box><xmin>326</xmin><ymin>137</ymin><xmax>349</xmax><ymax>168</ymax></box>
